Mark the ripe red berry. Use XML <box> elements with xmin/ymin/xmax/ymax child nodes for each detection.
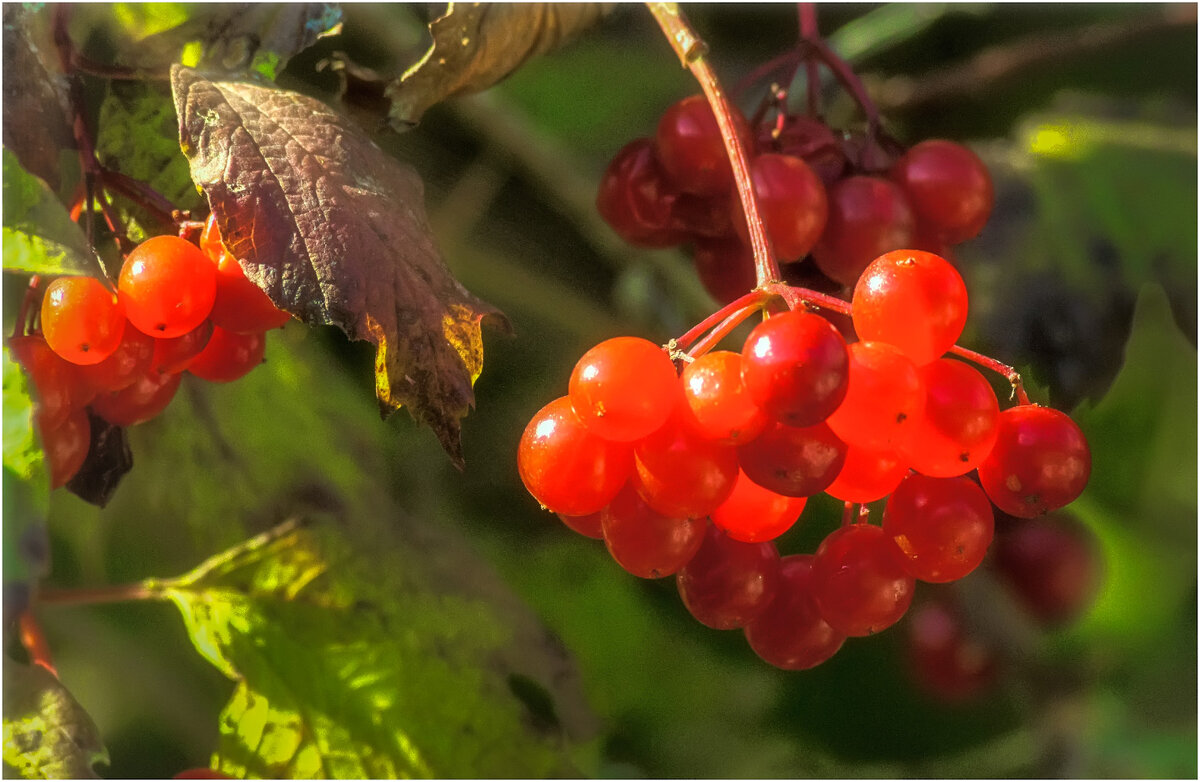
<box><xmin>152</xmin><ymin>320</ymin><xmax>215</xmax><ymax>375</ymax></box>
<box><xmin>172</xmin><ymin>770</ymin><xmax>234</xmax><ymax>780</ymax></box>
<box><xmin>8</xmin><ymin>335</ymin><xmax>93</xmax><ymax>431</ymax></box>
<box><xmin>679</xmin><ymin>350</ymin><xmax>767</xmax><ymax>445</ymax></box>
<box><xmin>691</xmin><ymin>235</ymin><xmax>758</xmax><ymax>306</ymax></box>
<box><xmin>902</xmin><ymin>359</ymin><xmax>1000</xmax><ymax>478</ymax></box>
<box><xmin>601</xmin><ymin>485</ymin><xmax>706</xmax><ymax>578</ymax></box>
<box><xmin>676</xmin><ymin>525</ymin><xmax>781</xmax><ymax>630</ymax></box>
<box><xmin>633</xmin><ymin>409</ymin><xmax>739</xmax><ymax>518</ymax></box>
<box><xmin>977</xmin><ymin>405</ymin><xmax>1091</xmax><ymax>518</ymax></box>
<box><xmin>556</xmin><ymin>512</ymin><xmax>604</xmax><ymax>539</ymax></box>
<box><xmin>517</xmin><ymin>396</ymin><xmax>632</xmax><ymax>516</ymax></box>
<box><xmin>812</xmin><ymin>176</ymin><xmax>916</xmax><ymax>286</ymax></box>
<box><xmin>186</xmin><ymin>326</ymin><xmax>265</xmax><ymax>383</ymax></box>
<box><xmin>91</xmin><ymin>369</ymin><xmax>183</xmax><ymax>427</ymax></box>
<box><xmin>884</xmin><ymin>473</ymin><xmax>995</xmax><ymax>583</ymax></box>
<box><xmin>655</xmin><ymin>95</ymin><xmax>750</xmax><ymax>196</ymax></box>
<box><xmin>810</xmin><ymin>523</ymin><xmax>916</xmax><ymax>637</ymax></box>
<box><xmin>851</xmin><ymin>249</ymin><xmax>969</xmax><ymax>366</ymax></box>
<box><xmin>905</xmin><ymin>599</ymin><xmax>999</xmax><ymax>702</ymax></box>
<box><xmin>732</xmin><ymin>153</ymin><xmax>828</xmax><ymax>262</ymax></box>
<box><xmin>40</xmin><ymin>276</ymin><xmax>126</xmax><ymax>365</ymax></box>
<box><xmin>892</xmin><ymin>140</ymin><xmax>993</xmax><ymax>244</ymax></box>
<box><xmin>738</xmin><ymin>420</ymin><xmax>846</xmax><ymax>498</ymax></box>
<box><xmin>744</xmin><ymin>554</ymin><xmax>846</xmax><ymax>670</ymax></box>
<box><xmin>596</xmin><ymin>138</ymin><xmax>685</xmax><ymax>248</ymax></box>
<box><xmin>78</xmin><ymin>323</ymin><xmax>156</xmax><ymax>393</ymax></box>
<box><xmin>201</xmin><ymin>215</ymin><xmax>291</xmax><ymax>334</ymax></box>
<box><xmin>823</xmin><ymin>445</ymin><xmax>907</xmax><ymax>504</ymax></box>
<box><xmin>118</xmin><ymin>235</ymin><xmax>217</xmax><ymax>338</ymax></box>
<box><xmin>43</xmin><ymin>407</ymin><xmax>90</xmax><ymax>489</ymax></box>
<box><xmin>710</xmin><ymin>468</ymin><xmax>806</xmax><ymax>543</ymax></box>
<box><xmin>825</xmin><ymin>340</ymin><xmax>925</xmax><ymax>452</ymax></box>
<box><xmin>989</xmin><ymin>514</ymin><xmax>1102</xmax><ymax>626</ymax></box>
<box><xmin>740</xmin><ymin>310</ymin><xmax>849</xmax><ymax>428</ymax></box>
<box><xmin>568</xmin><ymin>336</ymin><xmax>680</xmax><ymax>442</ymax></box>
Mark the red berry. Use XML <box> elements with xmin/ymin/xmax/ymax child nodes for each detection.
<box><xmin>91</xmin><ymin>369</ymin><xmax>182</xmax><ymax>427</ymax></box>
<box><xmin>173</xmin><ymin>770</ymin><xmax>234</xmax><ymax>780</ymax></box>
<box><xmin>601</xmin><ymin>485</ymin><xmax>705</xmax><ymax>578</ymax></box>
<box><xmin>977</xmin><ymin>405</ymin><xmax>1091</xmax><ymax>518</ymax></box>
<box><xmin>596</xmin><ymin>138</ymin><xmax>686</xmax><ymax>248</ymax></box>
<box><xmin>744</xmin><ymin>555</ymin><xmax>846</xmax><ymax>670</ymax></box>
<box><xmin>906</xmin><ymin>599</ymin><xmax>999</xmax><ymax>702</ymax></box>
<box><xmin>676</xmin><ymin>525</ymin><xmax>781</xmax><ymax>630</ymax></box>
<box><xmin>40</xmin><ymin>276</ymin><xmax>126</xmax><ymax>365</ymax></box>
<box><xmin>892</xmin><ymin>140</ymin><xmax>993</xmax><ymax>244</ymax></box>
<box><xmin>884</xmin><ymin>473</ymin><xmax>995</xmax><ymax>583</ymax></box>
<box><xmin>825</xmin><ymin>341</ymin><xmax>925</xmax><ymax>452</ymax></box>
<box><xmin>902</xmin><ymin>359</ymin><xmax>999</xmax><ymax>478</ymax></box>
<box><xmin>756</xmin><ymin>114</ymin><xmax>846</xmax><ymax>184</ymax></box>
<box><xmin>812</xmin><ymin>176</ymin><xmax>916</xmax><ymax>286</ymax></box>
<box><xmin>43</xmin><ymin>407</ymin><xmax>90</xmax><ymax>489</ymax></box>
<box><xmin>8</xmin><ymin>336</ymin><xmax>93</xmax><ymax>431</ymax></box>
<box><xmin>186</xmin><ymin>326</ymin><xmax>265</xmax><ymax>383</ymax></box>
<box><xmin>655</xmin><ymin>95</ymin><xmax>750</xmax><ymax>196</ymax></box>
<box><xmin>740</xmin><ymin>310</ymin><xmax>849</xmax><ymax>427</ymax></box>
<box><xmin>119</xmin><ymin>235</ymin><xmax>217</xmax><ymax>338</ymax></box>
<box><xmin>811</xmin><ymin>523</ymin><xmax>916</xmax><ymax>637</ymax></box>
<box><xmin>989</xmin><ymin>514</ymin><xmax>1102</xmax><ymax>626</ymax></box>
<box><xmin>556</xmin><ymin>512</ymin><xmax>604</xmax><ymax>539</ymax></box>
<box><xmin>691</xmin><ymin>235</ymin><xmax>758</xmax><ymax>306</ymax></box>
<box><xmin>738</xmin><ymin>420</ymin><xmax>846</xmax><ymax>498</ymax></box>
<box><xmin>732</xmin><ymin>153</ymin><xmax>828</xmax><ymax>262</ymax></box>
<box><xmin>823</xmin><ymin>445</ymin><xmax>907</xmax><ymax>504</ymax></box>
<box><xmin>671</xmin><ymin>191</ymin><xmax>735</xmax><ymax>239</ymax></box>
<box><xmin>152</xmin><ymin>320</ymin><xmax>215</xmax><ymax>375</ymax></box>
<box><xmin>710</xmin><ymin>468</ymin><xmax>806</xmax><ymax>543</ymax></box>
<box><xmin>202</xmin><ymin>220</ymin><xmax>290</xmax><ymax>334</ymax></box>
<box><xmin>851</xmin><ymin>249</ymin><xmax>969</xmax><ymax>366</ymax></box>
<box><xmin>633</xmin><ymin>409</ymin><xmax>739</xmax><ymax>518</ymax></box>
<box><xmin>517</xmin><ymin>396</ymin><xmax>632</xmax><ymax>516</ymax></box>
<box><xmin>78</xmin><ymin>323</ymin><xmax>156</xmax><ymax>393</ymax></box>
<box><xmin>568</xmin><ymin>337</ymin><xmax>680</xmax><ymax>442</ymax></box>
<box><xmin>679</xmin><ymin>350</ymin><xmax>767</xmax><ymax>445</ymax></box>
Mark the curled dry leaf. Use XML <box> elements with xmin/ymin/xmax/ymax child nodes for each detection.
<box><xmin>387</xmin><ymin>2</ymin><xmax>614</xmax><ymax>128</ymax></box>
<box><xmin>171</xmin><ymin>65</ymin><xmax>509</xmax><ymax>467</ymax></box>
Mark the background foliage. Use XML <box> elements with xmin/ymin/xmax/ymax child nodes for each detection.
<box><xmin>3</xmin><ymin>3</ymin><xmax>1196</xmax><ymax>779</ymax></box>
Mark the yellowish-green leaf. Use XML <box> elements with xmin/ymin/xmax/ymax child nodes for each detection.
<box><xmin>2</xmin><ymin>149</ymin><xmax>96</xmax><ymax>277</ymax></box>
<box><xmin>3</xmin><ymin>661</ymin><xmax>108</xmax><ymax>780</ymax></box>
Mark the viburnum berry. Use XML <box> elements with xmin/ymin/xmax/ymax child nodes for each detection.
<box><xmin>891</xmin><ymin>140</ymin><xmax>994</xmax><ymax>244</ymax></box>
<box><xmin>732</xmin><ymin>152</ymin><xmax>828</xmax><ymax>262</ymax></box>
<box><xmin>812</xmin><ymin>176</ymin><xmax>916</xmax><ymax>287</ymax></box>
<box><xmin>823</xmin><ymin>445</ymin><xmax>907</xmax><ymax>504</ymax></box>
<box><xmin>201</xmin><ymin>215</ymin><xmax>291</xmax><ymax>334</ymax></box>
<box><xmin>595</xmin><ymin>138</ymin><xmax>685</xmax><ymax>248</ymax></box>
<box><xmin>152</xmin><ymin>320</ymin><xmax>215</xmax><ymax>375</ymax></box>
<box><xmin>740</xmin><ymin>309</ymin><xmax>849</xmax><ymax>428</ymax></box>
<box><xmin>738</xmin><ymin>420</ymin><xmax>846</xmax><ymax>498</ymax></box>
<box><xmin>517</xmin><ymin>396</ymin><xmax>632</xmax><ymax>516</ymax></box>
<box><xmin>568</xmin><ymin>336</ymin><xmax>680</xmax><ymax>442</ymax></box>
<box><xmin>78</xmin><ymin>324</ymin><xmax>156</xmax><ymax>393</ymax></box>
<box><xmin>676</xmin><ymin>525</ymin><xmax>781</xmax><ymax>630</ymax></box>
<box><xmin>710</xmin><ymin>468</ymin><xmax>806</xmax><ymax>543</ymax></box>
<box><xmin>810</xmin><ymin>523</ymin><xmax>916</xmax><ymax>637</ymax></box>
<box><xmin>825</xmin><ymin>340</ymin><xmax>925</xmax><ymax>452</ymax></box>
<box><xmin>118</xmin><ymin>235</ymin><xmax>217</xmax><ymax>338</ymax></box>
<box><xmin>601</xmin><ymin>484</ymin><xmax>706</xmax><ymax>578</ymax></box>
<box><xmin>852</xmin><ymin>249</ymin><xmax>969</xmax><ymax>367</ymax></box>
<box><xmin>8</xmin><ymin>335</ymin><xmax>93</xmax><ymax>431</ymax></box>
<box><xmin>42</xmin><ymin>407</ymin><xmax>90</xmax><ymax>489</ymax></box>
<box><xmin>988</xmin><ymin>513</ymin><xmax>1102</xmax><ymax>626</ymax></box>
<box><xmin>655</xmin><ymin>94</ymin><xmax>750</xmax><ymax>196</ymax></box>
<box><xmin>91</xmin><ymin>369</ymin><xmax>183</xmax><ymax>427</ymax></box>
<box><xmin>902</xmin><ymin>358</ymin><xmax>1000</xmax><ymax>478</ymax></box>
<box><xmin>186</xmin><ymin>326</ymin><xmax>266</xmax><ymax>383</ymax></box>
<box><xmin>977</xmin><ymin>405</ymin><xmax>1091</xmax><ymax>518</ymax></box>
<box><xmin>679</xmin><ymin>350</ymin><xmax>767</xmax><ymax>445</ymax></box>
<box><xmin>556</xmin><ymin>512</ymin><xmax>604</xmax><ymax>540</ymax></box>
<box><xmin>884</xmin><ymin>473</ymin><xmax>995</xmax><ymax>583</ymax></box>
<box><xmin>632</xmin><ymin>408</ymin><xmax>739</xmax><ymax>518</ymax></box>
<box><xmin>40</xmin><ymin>276</ymin><xmax>126</xmax><ymax>365</ymax></box>
<box><xmin>905</xmin><ymin>599</ymin><xmax>999</xmax><ymax>702</ymax></box>
<box><xmin>691</xmin><ymin>235</ymin><xmax>758</xmax><ymax>305</ymax></box>
<box><xmin>744</xmin><ymin>554</ymin><xmax>846</xmax><ymax>670</ymax></box>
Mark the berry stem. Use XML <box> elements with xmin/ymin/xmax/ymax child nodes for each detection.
<box><xmin>36</xmin><ymin>581</ymin><xmax>162</xmax><ymax>606</ymax></box>
<box><xmin>675</xmin><ymin>289</ymin><xmax>770</xmax><ymax>351</ymax></box>
<box><xmin>101</xmin><ymin>168</ymin><xmax>180</xmax><ymax>230</ymax></box>
<box><xmin>762</xmin><ymin>281</ymin><xmax>852</xmax><ymax>316</ymax></box>
<box><xmin>686</xmin><ymin>302</ymin><xmax>761</xmax><ymax>359</ymax></box>
<box><xmin>18</xmin><ymin>610</ymin><xmax>58</xmax><ymax>677</ymax></box>
<box><xmin>948</xmin><ymin>344</ymin><xmax>1031</xmax><ymax>404</ymax></box>
<box><xmin>12</xmin><ymin>275</ymin><xmax>41</xmax><ymax>338</ymax></box>
<box><xmin>798</xmin><ymin>4</ymin><xmax>823</xmax><ymax>117</ymax></box>
<box><xmin>798</xmin><ymin>15</ymin><xmax>882</xmax><ymax>134</ymax></box>
<box><xmin>646</xmin><ymin>2</ymin><xmax>781</xmax><ymax>287</ymax></box>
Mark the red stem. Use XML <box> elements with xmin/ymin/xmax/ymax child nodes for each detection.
<box><xmin>686</xmin><ymin>303</ymin><xmax>761</xmax><ymax>358</ymax></box>
<box><xmin>11</xmin><ymin>276</ymin><xmax>42</xmax><ymax>338</ymax></box>
<box><xmin>949</xmin><ymin>344</ymin><xmax>1030</xmax><ymax>404</ymax></box>
<box><xmin>675</xmin><ymin>289</ymin><xmax>770</xmax><ymax>351</ymax></box>
<box><xmin>36</xmin><ymin>582</ymin><xmax>159</xmax><ymax>606</ymax></box>
<box><xmin>802</xmin><ymin>26</ymin><xmax>882</xmax><ymax>133</ymax></box>
<box><xmin>798</xmin><ymin>4</ymin><xmax>822</xmax><ymax>116</ymax></box>
<box><xmin>18</xmin><ymin>611</ymin><xmax>58</xmax><ymax>677</ymax></box>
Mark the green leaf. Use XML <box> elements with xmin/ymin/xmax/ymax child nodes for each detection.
<box><xmin>2</xmin><ymin>344</ymin><xmax>49</xmax><ymax>588</ymax></box>
<box><xmin>388</xmin><ymin>2</ymin><xmax>614</xmax><ymax>128</ymax></box>
<box><xmin>171</xmin><ymin>66</ymin><xmax>509</xmax><ymax>468</ymax></box>
<box><xmin>151</xmin><ymin>517</ymin><xmax>589</xmax><ymax>779</ymax></box>
<box><xmin>2</xmin><ymin>660</ymin><xmax>108</xmax><ymax>779</ymax></box>
<box><xmin>1</xmin><ymin>149</ymin><xmax>96</xmax><ymax>277</ymax></box>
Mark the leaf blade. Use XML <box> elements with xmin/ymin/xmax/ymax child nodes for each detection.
<box><xmin>2</xmin><ymin>661</ymin><xmax>108</xmax><ymax>780</ymax></box>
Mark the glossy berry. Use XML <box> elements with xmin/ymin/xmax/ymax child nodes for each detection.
<box><xmin>892</xmin><ymin>140</ymin><xmax>993</xmax><ymax>244</ymax></box>
<box><xmin>732</xmin><ymin>153</ymin><xmax>828</xmax><ymax>262</ymax></box>
<box><xmin>633</xmin><ymin>409</ymin><xmax>739</xmax><ymax>518</ymax></box>
<box><xmin>568</xmin><ymin>337</ymin><xmax>679</xmax><ymax>442</ymax></box>
<box><xmin>186</xmin><ymin>326</ymin><xmax>265</xmax><ymax>383</ymax></box>
<box><xmin>679</xmin><ymin>350</ymin><xmax>767</xmax><ymax>445</ymax></box>
<box><xmin>676</xmin><ymin>525</ymin><xmax>781</xmax><ymax>630</ymax></box>
<box><xmin>756</xmin><ymin>114</ymin><xmax>846</xmax><ymax>184</ymax></box>
<box><xmin>655</xmin><ymin>94</ymin><xmax>750</xmax><ymax>196</ymax></box>
<box><xmin>671</xmin><ymin>191</ymin><xmax>735</xmax><ymax>239</ymax></box>
<box><xmin>823</xmin><ymin>445</ymin><xmax>907</xmax><ymax>504</ymax></box>
<box><xmin>91</xmin><ymin>369</ymin><xmax>182</xmax><ymax>427</ymax></box>
<box><xmin>710</xmin><ymin>468</ymin><xmax>807</xmax><ymax>543</ymax></box>
<box><xmin>884</xmin><ymin>473</ymin><xmax>995</xmax><ymax>583</ymax></box>
<box><xmin>201</xmin><ymin>216</ymin><xmax>291</xmax><ymax>334</ymax></box>
<box><xmin>691</xmin><ymin>235</ymin><xmax>758</xmax><ymax>306</ymax></box>
<box><xmin>902</xmin><ymin>359</ymin><xmax>1000</xmax><ymax>478</ymax></box>
<box><xmin>977</xmin><ymin>405</ymin><xmax>1091</xmax><ymax>518</ymax></box>
<box><xmin>811</xmin><ymin>523</ymin><xmax>916</xmax><ymax>637</ymax></box>
<box><xmin>40</xmin><ymin>276</ymin><xmax>126</xmax><ymax>365</ymax></box>
<box><xmin>825</xmin><ymin>341</ymin><xmax>925</xmax><ymax>452</ymax></box>
<box><xmin>738</xmin><ymin>420</ymin><xmax>846</xmax><ymax>498</ymax></box>
<box><xmin>852</xmin><ymin>249</ymin><xmax>969</xmax><ymax>366</ymax></box>
<box><xmin>556</xmin><ymin>512</ymin><xmax>604</xmax><ymax>539</ymax></box>
<box><xmin>119</xmin><ymin>235</ymin><xmax>217</xmax><ymax>338</ymax></box>
<box><xmin>517</xmin><ymin>396</ymin><xmax>632</xmax><ymax>516</ymax></box>
<box><xmin>744</xmin><ymin>555</ymin><xmax>846</xmax><ymax>670</ymax></box>
<box><xmin>43</xmin><ymin>407</ymin><xmax>90</xmax><ymax>489</ymax></box>
<box><xmin>152</xmin><ymin>320</ymin><xmax>215</xmax><ymax>375</ymax></box>
<box><xmin>8</xmin><ymin>336</ymin><xmax>92</xmax><ymax>431</ymax></box>
<box><xmin>906</xmin><ymin>599</ymin><xmax>999</xmax><ymax>702</ymax></box>
<box><xmin>812</xmin><ymin>176</ymin><xmax>917</xmax><ymax>287</ymax></box>
<box><xmin>989</xmin><ymin>514</ymin><xmax>1102</xmax><ymax>626</ymax></box>
<box><xmin>78</xmin><ymin>324</ymin><xmax>156</xmax><ymax>393</ymax></box>
<box><xmin>601</xmin><ymin>485</ymin><xmax>705</xmax><ymax>578</ymax></box>
<box><xmin>740</xmin><ymin>309</ymin><xmax>849</xmax><ymax>427</ymax></box>
<box><xmin>596</xmin><ymin>138</ymin><xmax>685</xmax><ymax>248</ymax></box>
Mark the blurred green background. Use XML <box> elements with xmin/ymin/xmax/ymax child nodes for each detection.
<box><xmin>13</xmin><ymin>3</ymin><xmax>1196</xmax><ymax>778</ymax></box>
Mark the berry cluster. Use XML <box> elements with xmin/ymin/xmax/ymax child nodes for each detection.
<box><xmin>597</xmin><ymin>94</ymin><xmax>993</xmax><ymax>302</ymax></box>
<box><xmin>9</xmin><ymin>214</ymin><xmax>289</xmax><ymax>490</ymax></box>
<box><xmin>518</xmin><ymin>249</ymin><xmax>1091</xmax><ymax>671</ymax></box>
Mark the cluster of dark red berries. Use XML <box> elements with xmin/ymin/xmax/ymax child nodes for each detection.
<box><xmin>596</xmin><ymin>94</ymin><xmax>993</xmax><ymax>302</ymax></box>
<box><xmin>9</xmin><ymin>214</ymin><xmax>290</xmax><ymax>489</ymax></box>
<box><xmin>518</xmin><ymin>248</ymin><xmax>1092</xmax><ymax>671</ymax></box>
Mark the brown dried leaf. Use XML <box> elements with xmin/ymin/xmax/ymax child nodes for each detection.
<box><xmin>387</xmin><ymin>2</ymin><xmax>613</xmax><ymax>127</ymax></box>
<box><xmin>1</xmin><ymin>5</ymin><xmax>73</xmax><ymax>189</ymax></box>
<box><xmin>171</xmin><ymin>66</ymin><xmax>508</xmax><ymax>467</ymax></box>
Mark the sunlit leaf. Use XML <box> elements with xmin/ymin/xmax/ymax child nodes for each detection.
<box><xmin>1</xmin><ymin>149</ymin><xmax>96</xmax><ymax>277</ymax></box>
<box><xmin>2</xmin><ymin>660</ymin><xmax>108</xmax><ymax>780</ymax></box>
<box><xmin>2</xmin><ymin>327</ymin><xmax>50</xmax><ymax>595</ymax></box>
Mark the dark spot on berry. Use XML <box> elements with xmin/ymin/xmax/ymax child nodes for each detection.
<box><xmin>896</xmin><ymin>413</ymin><xmax>907</xmax><ymax>423</ymax></box>
<box><xmin>959</xmin><ymin>452</ymin><xmax>970</xmax><ymax>462</ymax></box>
<box><xmin>80</xmin><ymin>343</ymin><xmax>90</xmax><ymax>352</ymax></box>
<box><xmin>155</xmin><ymin>323</ymin><xmax>167</xmax><ymax>332</ymax></box>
